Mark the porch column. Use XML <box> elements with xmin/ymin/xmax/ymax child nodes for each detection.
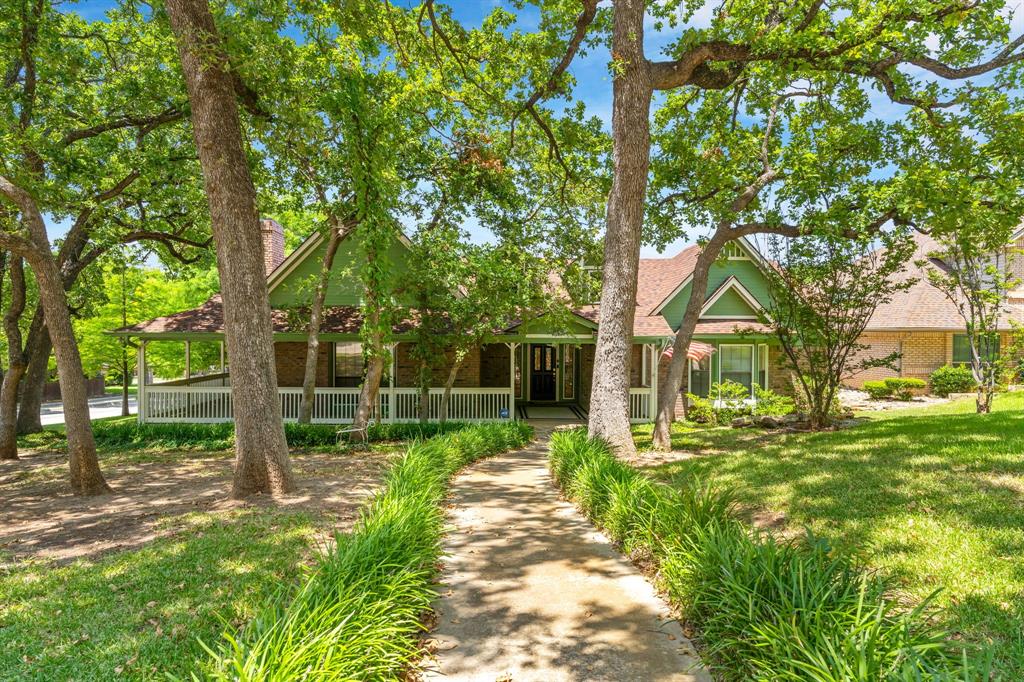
<box><xmin>387</xmin><ymin>342</ymin><xmax>396</xmax><ymax>423</ymax></box>
<box><xmin>507</xmin><ymin>342</ymin><xmax>519</xmax><ymax>421</ymax></box>
<box><xmin>184</xmin><ymin>340</ymin><xmax>191</xmax><ymax>381</ymax></box>
<box><xmin>649</xmin><ymin>342</ymin><xmax>658</xmax><ymax>423</ymax></box>
<box><xmin>137</xmin><ymin>340</ymin><xmax>146</xmax><ymax>424</ymax></box>
<box><xmin>219</xmin><ymin>340</ymin><xmax>225</xmax><ymax>381</ymax></box>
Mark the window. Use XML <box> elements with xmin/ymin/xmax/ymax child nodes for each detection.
<box><xmin>720</xmin><ymin>345</ymin><xmax>754</xmax><ymax>395</ymax></box>
<box><xmin>334</xmin><ymin>342</ymin><xmax>364</xmax><ymax>387</ymax></box>
<box><xmin>758</xmin><ymin>344</ymin><xmax>769</xmax><ymax>390</ymax></box>
<box><xmin>689</xmin><ymin>355</ymin><xmax>711</xmax><ymax>398</ymax></box>
<box><xmin>953</xmin><ymin>333</ymin><xmax>1000</xmax><ymax>366</ymax></box>
<box><xmin>563</xmin><ymin>345</ymin><xmax>576</xmax><ymax>400</ymax></box>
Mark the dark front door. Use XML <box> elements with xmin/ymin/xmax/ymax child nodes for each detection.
<box><xmin>530</xmin><ymin>344</ymin><xmax>557</xmax><ymax>401</ymax></box>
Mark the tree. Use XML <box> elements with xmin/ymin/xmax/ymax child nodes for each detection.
<box><xmin>928</xmin><ymin>233</ymin><xmax>1019</xmax><ymax>414</ymax></box>
<box><xmin>480</xmin><ymin>0</ymin><xmax>1024</xmax><ymax>453</ymax></box>
<box><xmin>760</xmin><ymin>232</ymin><xmax>915</xmax><ymax>429</ymax></box>
<box><xmin>163</xmin><ymin>0</ymin><xmax>293</xmax><ymax>497</ymax></box>
<box><xmin>1</xmin><ymin>1</ymin><xmax>210</xmax><ymax>448</ymax></box>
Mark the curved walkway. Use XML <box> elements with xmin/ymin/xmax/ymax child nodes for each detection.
<box><xmin>422</xmin><ymin>424</ymin><xmax>708</xmax><ymax>682</ymax></box>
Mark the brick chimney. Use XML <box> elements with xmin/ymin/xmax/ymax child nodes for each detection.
<box><xmin>260</xmin><ymin>218</ymin><xmax>286</xmax><ymax>276</ymax></box>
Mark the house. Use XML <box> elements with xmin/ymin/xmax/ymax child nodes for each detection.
<box><xmin>847</xmin><ymin>229</ymin><xmax>1024</xmax><ymax>388</ymax></box>
<box><xmin>113</xmin><ymin>220</ymin><xmax>786</xmax><ymax>424</ymax></box>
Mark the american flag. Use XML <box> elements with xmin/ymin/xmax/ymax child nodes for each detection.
<box><xmin>662</xmin><ymin>340</ymin><xmax>716</xmax><ymax>361</ymax></box>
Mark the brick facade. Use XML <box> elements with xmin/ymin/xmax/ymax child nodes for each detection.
<box><xmin>579</xmin><ymin>344</ymin><xmax>595</xmax><ymax>410</ymax></box>
<box><xmin>394</xmin><ymin>342</ymin><xmax>481</xmax><ymax>388</ymax></box>
<box><xmin>260</xmin><ymin>218</ymin><xmax>286</xmax><ymax>276</ymax></box>
<box><xmin>273</xmin><ymin>341</ymin><xmax>330</xmax><ymax>387</ymax></box>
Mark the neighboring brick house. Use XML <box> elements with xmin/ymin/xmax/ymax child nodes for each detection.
<box><xmin>113</xmin><ymin>222</ymin><xmax>787</xmax><ymax>424</ymax></box>
<box><xmin>846</xmin><ymin>229</ymin><xmax>1024</xmax><ymax>388</ymax></box>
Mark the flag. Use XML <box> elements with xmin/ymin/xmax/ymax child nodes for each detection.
<box><xmin>663</xmin><ymin>340</ymin><xmax>716</xmax><ymax>362</ymax></box>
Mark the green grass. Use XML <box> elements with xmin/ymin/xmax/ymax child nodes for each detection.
<box><xmin>197</xmin><ymin>421</ymin><xmax>533</xmax><ymax>680</ymax></box>
<box><xmin>0</xmin><ymin>511</ymin><xmax>322</xmax><ymax>680</ymax></box>
<box><xmin>632</xmin><ymin>392</ymin><xmax>1024</xmax><ymax>675</ymax></box>
<box><xmin>549</xmin><ymin>429</ymin><xmax>977</xmax><ymax>680</ymax></box>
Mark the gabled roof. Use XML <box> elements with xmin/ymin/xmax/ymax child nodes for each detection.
<box><xmin>867</xmin><ymin>230</ymin><xmax>1024</xmax><ymax>331</ymax></box>
<box><xmin>700</xmin><ymin>275</ymin><xmax>764</xmax><ymax>318</ymax></box>
<box><xmin>112</xmin><ymin>295</ymin><xmax>419</xmax><ymax>336</ymax></box>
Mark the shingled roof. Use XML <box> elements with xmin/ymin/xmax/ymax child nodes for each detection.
<box><xmin>114</xmin><ymin>295</ymin><xmax>419</xmax><ymax>336</ymax></box>
<box><xmin>867</xmin><ymin>230</ymin><xmax>1024</xmax><ymax>331</ymax></box>
<box><xmin>117</xmin><ymin>240</ymin><xmax>771</xmax><ymax>339</ymax></box>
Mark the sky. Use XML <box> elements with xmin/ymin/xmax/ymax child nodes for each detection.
<box><xmin>49</xmin><ymin>0</ymin><xmax>1024</xmax><ymax>260</ymax></box>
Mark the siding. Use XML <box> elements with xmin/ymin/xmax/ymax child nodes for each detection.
<box><xmin>660</xmin><ymin>258</ymin><xmax>773</xmax><ymax>330</ymax></box>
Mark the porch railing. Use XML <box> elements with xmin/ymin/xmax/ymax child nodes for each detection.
<box><xmin>629</xmin><ymin>388</ymin><xmax>652</xmax><ymax>423</ymax></box>
<box><xmin>141</xmin><ymin>385</ymin><xmax>514</xmax><ymax>424</ymax></box>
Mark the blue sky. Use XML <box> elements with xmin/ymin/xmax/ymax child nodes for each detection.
<box><xmin>51</xmin><ymin>0</ymin><xmax>1024</xmax><ymax>260</ymax></box>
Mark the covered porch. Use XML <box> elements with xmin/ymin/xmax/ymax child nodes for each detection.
<box><xmin>129</xmin><ymin>335</ymin><xmax>663</xmax><ymax>425</ymax></box>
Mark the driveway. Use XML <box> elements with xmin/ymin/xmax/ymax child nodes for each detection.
<box><xmin>40</xmin><ymin>394</ymin><xmax>137</xmax><ymax>426</ymax></box>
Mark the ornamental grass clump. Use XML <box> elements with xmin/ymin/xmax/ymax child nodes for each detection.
<box><xmin>195</xmin><ymin>421</ymin><xmax>531</xmax><ymax>680</ymax></box>
<box><xmin>548</xmin><ymin>428</ymin><xmax>983</xmax><ymax>681</ymax></box>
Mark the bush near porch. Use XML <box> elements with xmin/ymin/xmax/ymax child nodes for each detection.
<box><xmin>631</xmin><ymin>392</ymin><xmax>1024</xmax><ymax>675</ymax></box>
<box><xmin>17</xmin><ymin>417</ymin><xmax>471</xmax><ymax>454</ymax></box>
<box><xmin>550</xmin><ymin>430</ymin><xmax>979</xmax><ymax>680</ymax></box>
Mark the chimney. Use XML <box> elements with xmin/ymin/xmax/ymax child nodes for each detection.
<box><xmin>260</xmin><ymin>218</ymin><xmax>286</xmax><ymax>276</ymax></box>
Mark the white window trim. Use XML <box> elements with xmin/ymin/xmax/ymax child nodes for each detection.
<box><xmin>718</xmin><ymin>344</ymin><xmax>755</xmax><ymax>396</ymax></box>
<box><xmin>758</xmin><ymin>343</ymin><xmax>769</xmax><ymax>390</ymax></box>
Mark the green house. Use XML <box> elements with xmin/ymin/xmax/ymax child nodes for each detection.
<box><xmin>113</xmin><ymin>221</ymin><xmax>785</xmax><ymax>424</ymax></box>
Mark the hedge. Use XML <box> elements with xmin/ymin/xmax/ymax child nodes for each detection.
<box><xmin>193</xmin><ymin>421</ymin><xmax>533</xmax><ymax>680</ymax></box>
<box><xmin>78</xmin><ymin>419</ymin><xmax>472</xmax><ymax>451</ymax></box>
<box><xmin>548</xmin><ymin>429</ymin><xmax>987</xmax><ymax>681</ymax></box>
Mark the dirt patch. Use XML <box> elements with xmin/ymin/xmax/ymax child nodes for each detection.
<box><xmin>0</xmin><ymin>447</ymin><xmax>393</xmax><ymax>565</ymax></box>
<box><xmin>839</xmin><ymin>389</ymin><xmax>951</xmax><ymax>412</ymax></box>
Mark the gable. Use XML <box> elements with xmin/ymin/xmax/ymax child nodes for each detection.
<box><xmin>268</xmin><ymin>229</ymin><xmax>412</xmax><ymax>308</ymax></box>
<box><xmin>658</xmin><ymin>257</ymin><xmax>773</xmax><ymax>331</ymax></box>
<box><xmin>702</xmin><ymin>280</ymin><xmax>761</xmax><ymax>318</ymax></box>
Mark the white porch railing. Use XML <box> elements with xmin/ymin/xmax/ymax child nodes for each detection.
<box><xmin>629</xmin><ymin>388</ymin><xmax>652</xmax><ymax>423</ymax></box>
<box><xmin>142</xmin><ymin>385</ymin><xmax>514</xmax><ymax>424</ymax></box>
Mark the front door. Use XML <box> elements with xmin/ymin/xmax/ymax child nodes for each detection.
<box><xmin>530</xmin><ymin>344</ymin><xmax>557</xmax><ymax>401</ymax></box>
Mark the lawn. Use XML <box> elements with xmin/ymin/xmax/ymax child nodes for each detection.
<box><xmin>1</xmin><ymin>423</ymin><xmax>403</xmax><ymax>680</ymax></box>
<box><xmin>631</xmin><ymin>392</ymin><xmax>1024</xmax><ymax>674</ymax></box>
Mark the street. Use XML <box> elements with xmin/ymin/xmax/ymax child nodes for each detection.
<box><xmin>40</xmin><ymin>394</ymin><xmax>137</xmax><ymax>426</ymax></box>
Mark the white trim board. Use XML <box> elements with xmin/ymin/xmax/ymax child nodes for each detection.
<box><xmin>700</xmin><ymin>275</ymin><xmax>765</xmax><ymax>317</ymax></box>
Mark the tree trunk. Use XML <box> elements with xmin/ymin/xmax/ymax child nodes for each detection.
<box><xmin>0</xmin><ymin>255</ymin><xmax>27</xmax><ymax>461</ymax></box>
<box><xmin>652</xmin><ymin>231</ymin><xmax>729</xmax><ymax>450</ymax></box>
<box><xmin>352</xmin><ymin>350</ymin><xmax>386</xmax><ymax>437</ymax></box>
<box><xmin>16</xmin><ymin>329</ymin><xmax>48</xmax><ymax>435</ymax></box>
<box><xmin>418</xmin><ymin>357</ymin><xmax>430</xmax><ymax>423</ymax></box>
<box><xmin>439</xmin><ymin>357</ymin><xmax>463</xmax><ymax>424</ymax></box>
<box><xmin>298</xmin><ymin>225</ymin><xmax>344</xmax><ymax>423</ymax></box>
<box><xmin>165</xmin><ymin>0</ymin><xmax>293</xmax><ymax>497</ymax></box>
<box><xmin>587</xmin><ymin>0</ymin><xmax>651</xmax><ymax>454</ymax></box>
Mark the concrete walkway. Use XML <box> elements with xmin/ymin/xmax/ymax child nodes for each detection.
<box><xmin>422</xmin><ymin>425</ymin><xmax>708</xmax><ymax>682</ymax></box>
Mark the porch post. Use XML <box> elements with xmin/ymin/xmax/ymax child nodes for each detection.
<box><xmin>507</xmin><ymin>342</ymin><xmax>519</xmax><ymax>421</ymax></box>
<box><xmin>137</xmin><ymin>340</ymin><xmax>146</xmax><ymax>424</ymax></box>
<box><xmin>219</xmin><ymin>340</ymin><xmax>225</xmax><ymax>380</ymax></box>
<box><xmin>387</xmin><ymin>342</ymin><xmax>396</xmax><ymax>423</ymax></box>
<box><xmin>649</xmin><ymin>342</ymin><xmax>658</xmax><ymax>423</ymax></box>
<box><xmin>184</xmin><ymin>340</ymin><xmax>191</xmax><ymax>381</ymax></box>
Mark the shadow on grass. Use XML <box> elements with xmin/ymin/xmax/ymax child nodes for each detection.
<box><xmin>632</xmin><ymin>404</ymin><xmax>1024</xmax><ymax>674</ymax></box>
<box><xmin>0</xmin><ymin>510</ymin><xmax>319</xmax><ymax>681</ymax></box>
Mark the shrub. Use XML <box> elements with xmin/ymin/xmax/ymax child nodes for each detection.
<box><xmin>712</xmin><ymin>380</ymin><xmax>752</xmax><ymax>423</ymax></box>
<box><xmin>930</xmin><ymin>365</ymin><xmax>976</xmax><ymax>397</ymax></box>
<box><xmin>684</xmin><ymin>394</ymin><xmax>716</xmax><ymax>424</ymax></box>
<box><xmin>752</xmin><ymin>385</ymin><xmax>795</xmax><ymax>417</ymax></box>
<box><xmin>68</xmin><ymin>419</ymin><xmax>473</xmax><ymax>452</ymax></box>
<box><xmin>548</xmin><ymin>429</ymin><xmax>979</xmax><ymax>680</ymax></box>
<box><xmin>884</xmin><ymin>377</ymin><xmax>927</xmax><ymax>401</ymax></box>
<box><xmin>197</xmin><ymin>421</ymin><xmax>532</xmax><ymax>679</ymax></box>
<box><xmin>862</xmin><ymin>380</ymin><xmax>892</xmax><ymax>400</ymax></box>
